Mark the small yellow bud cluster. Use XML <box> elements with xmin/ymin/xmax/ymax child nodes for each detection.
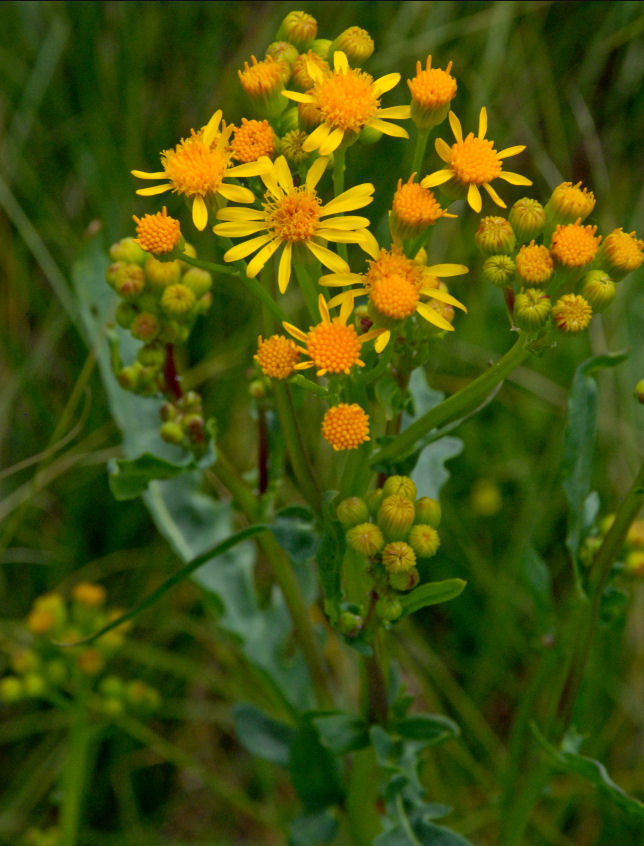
<box><xmin>159</xmin><ymin>390</ymin><xmax>208</xmax><ymax>455</ymax></box>
<box><xmin>475</xmin><ymin>182</ymin><xmax>642</xmax><ymax>338</ymax></box>
<box><xmin>336</xmin><ymin>477</ymin><xmax>442</xmax><ymax>625</ymax></box>
<box><xmin>0</xmin><ymin>586</ymin><xmax>159</xmax><ymax>716</ymax></box>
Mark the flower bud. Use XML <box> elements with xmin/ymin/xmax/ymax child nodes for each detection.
<box><xmin>160</xmin><ymin>420</ymin><xmax>185</xmax><ymax>446</ymax></box>
<box><xmin>375</xmin><ymin>594</ymin><xmax>403</xmax><ymax>622</ymax></box>
<box><xmin>109</xmin><ymin>237</ymin><xmax>146</xmax><ymax>266</ymax></box>
<box><xmin>378</xmin><ymin>495</ymin><xmax>415</xmax><ymax>541</ymax></box>
<box><xmin>11</xmin><ymin>649</ymin><xmax>39</xmax><ymax>675</ymax></box>
<box><xmin>102</xmin><ymin>697</ymin><xmax>125</xmax><ymax>718</ymax></box>
<box><xmin>279</xmin><ymin>128</ymin><xmax>310</xmax><ymax>164</ymax></box>
<box><xmin>0</xmin><ymin>676</ymin><xmax>23</xmax><ymax>702</ymax></box>
<box><xmin>595</xmin><ymin>228</ymin><xmax>644</xmax><ymax>280</ymax></box>
<box><xmin>346</xmin><ymin>523</ymin><xmax>385</xmax><ymax>557</ymax></box>
<box><xmin>337</xmin><ymin>610</ymin><xmax>363</xmax><ymax>636</ymax></box>
<box><xmin>159</xmin><ymin>321</ymin><xmax>190</xmax><ymax>344</ymax></box>
<box><xmin>27</xmin><ymin>593</ymin><xmax>66</xmax><ymax>635</ymax></box>
<box><xmin>382</xmin><ymin>541</ymin><xmax>417</xmax><ymax>573</ymax></box>
<box><xmin>45</xmin><ymin>659</ymin><xmax>67</xmax><ymax>686</ymax></box>
<box><xmin>408</xmin><ymin>524</ymin><xmax>440</xmax><ymax>558</ymax></box>
<box><xmin>483</xmin><ymin>255</ymin><xmax>515</xmax><ymax>288</ymax></box>
<box><xmin>114</xmin><ymin>264</ymin><xmax>145</xmax><ymax>299</ymax></box>
<box><xmin>23</xmin><ymin>672</ymin><xmax>47</xmax><ymax>698</ymax></box>
<box><xmin>329</xmin><ymin>27</ymin><xmax>374</xmax><ymax>66</ymax></box>
<box><xmin>634</xmin><ymin>380</ymin><xmax>644</xmax><ymax>405</ymax></box>
<box><xmin>238</xmin><ymin>55</ymin><xmax>287</xmax><ymax>118</ymax></box>
<box><xmin>515</xmin><ymin>241</ymin><xmax>553</xmax><ymax>286</ymax></box>
<box><xmin>114</xmin><ymin>301</ymin><xmax>137</xmax><ymax>330</ymax></box>
<box><xmin>514</xmin><ymin>288</ymin><xmax>552</xmax><ymax>331</ymax></box>
<box><xmin>266</xmin><ymin>40</ymin><xmax>299</xmax><ymax>68</ymax></box>
<box><xmin>579</xmin><ymin>270</ymin><xmax>616</xmax><ymax>312</ymax></box>
<box><xmin>337</xmin><ymin>497</ymin><xmax>370</xmax><ymax>528</ymax></box>
<box><xmin>509</xmin><ymin>198</ymin><xmax>545</xmax><ymax>243</ymax></box>
<box><xmin>414</xmin><ymin>497</ymin><xmax>441</xmax><ymax>527</ymax></box>
<box><xmin>276</xmin><ymin>11</ymin><xmax>317</xmax><ymax>50</ymax></box>
<box><xmin>366</xmin><ymin>488</ymin><xmax>384</xmax><ymax>517</ymax></box>
<box><xmin>291</xmin><ymin>50</ymin><xmax>329</xmax><ymax>92</ymax></box>
<box><xmin>552</xmin><ymin>293</ymin><xmax>592</xmax><ymax>333</ymax></box>
<box><xmin>137</xmin><ymin>340</ymin><xmax>165</xmax><ymax>368</ymax></box>
<box><xmin>161</xmin><ymin>283</ymin><xmax>197</xmax><ymax>319</ymax></box>
<box><xmin>309</xmin><ymin>38</ymin><xmax>331</xmax><ymax>59</ymax></box>
<box><xmin>382</xmin><ymin>475</ymin><xmax>417</xmax><ymax>501</ymax></box>
<box><xmin>407</xmin><ymin>56</ymin><xmax>457</xmax><ymax>131</ymax></box>
<box><xmin>545</xmin><ymin>181</ymin><xmax>595</xmax><ymax>227</ymax></box>
<box><xmin>145</xmin><ymin>256</ymin><xmax>181</xmax><ymax>291</ymax></box>
<box><xmin>388</xmin><ymin>567</ymin><xmax>420</xmax><ymax>592</ymax></box>
<box><xmin>475</xmin><ymin>217</ymin><xmax>516</xmax><ymax>256</ymax></box>
<box><xmin>181</xmin><ymin>267</ymin><xmax>212</xmax><ymax>298</ymax></box>
<box><xmin>130</xmin><ymin>311</ymin><xmax>160</xmax><ymax>342</ymax></box>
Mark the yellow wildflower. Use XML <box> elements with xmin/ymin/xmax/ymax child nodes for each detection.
<box><xmin>255</xmin><ymin>335</ymin><xmax>300</xmax><ymax>380</ymax></box>
<box><xmin>133</xmin><ymin>206</ymin><xmax>181</xmax><ymax>255</ymax></box>
<box><xmin>322</xmin><ymin>403</ymin><xmax>370</xmax><ymax>451</ymax></box>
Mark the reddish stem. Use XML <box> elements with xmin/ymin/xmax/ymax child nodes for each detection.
<box><xmin>163</xmin><ymin>344</ymin><xmax>183</xmax><ymax>400</ymax></box>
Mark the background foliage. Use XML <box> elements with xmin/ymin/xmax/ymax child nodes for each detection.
<box><xmin>0</xmin><ymin>2</ymin><xmax>642</xmax><ymax>844</ymax></box>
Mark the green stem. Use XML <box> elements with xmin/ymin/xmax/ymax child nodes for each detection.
<box><xmin>345</xmin><ymin>746</ymin><xmax>383</xmax><ymax>845</ymax></box>
<box><xmin>411</xmin><ymin>127</ymin><xmax>431</xmax><ymax>175</ymax></box>
<box><xmin>294</xmin><ymin>261</ymin><xmax>322</xmax><ymax>323</ymax></box>
<box><xmin>60</xmin><ymin>693</ymin><xmax>91</xmax><ymax>846</ymax></box>
<box><xmin>272</xmin><ymin>380</ymin><xmax>322</xmax><ymax>511</ymax></box>
<box><xmin>372</xmin><ymin>333</ymin><xmax>528</xmax><ymax>467</ymax></box>
<box><xmin>211</xmin><ymin>454</ymin><xmax>332</xmax><ymax>708</ymax></box>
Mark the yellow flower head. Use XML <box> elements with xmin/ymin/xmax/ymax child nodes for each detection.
<box><xmin>322</xmin><ymin>246</ymin><xmax>467</xmax><ymax>350</ymax></box>
<box><xmin>283</xmin><ymin>51</ymin><xmax>410</xmax><ymax>155</ymax></box>
<box><xmin>132</xmin><ymin>111</ymin><xmax>268</xmax><ymax>231</ymax></box>
<box><xmin>283</xmin><ymin>294</ymin><xmax>382</xmax><ymax>376</ymax></box>
<box><xmin>255</xmin><ymin>334</ymin><xmax>300</xmax><ymax>380</ymax></box>
<box><xmin>547</xmin><ymin>181</ymin><xmax>596</xmax><ymax>224</ymax></box>
<box><xmin>597</xmin><ymin>228</ymin><xmax>644</xmax><ymax>279</ymax></box>
<box><xmin>550</xmin><ymin>220</ymin><xmax>601</xmax><ymax>268</ymax></box>
<box><xmin>238</xmin><ymin>54</ymin><xmax>284</xmax><ymax>98</ymax></box>
<box><xmin>552</xmin><ymin>293</ymin><xmax>592</xmax><ymax>333</ymax></box>
<box><xmin>390</xmin><ymin>174</ymin><xmax>456</xmax><ymax>241</ymax></box>
<box><xmin>408</xmin><ymin>56</ymin><xmax>457</xmax><ymax>129</ymax></box>
<box><xmin>132</xmin><ymin>206</ymin><xmax>182</xmax><ymax>255</ymax></box>
<box><xmin>214</xmin><ymin>155</ymin><xmax>378</xmax><ymax>293</ymax></box>
<box><xmin>231</xmin><ymin>118</ymin><xmax>276</xmax><ymax>163</ymax></box>
<box><xmin>322</xmin><ymin>403</ymin><xmax>370</xmax><ymax>451</ymax></box>
<box><xmin>515</xmin><ymin>241</ymin><xmax>554</xmax><ymax>285</ymax></box>
<box><xmin>422</xmin><ymin>108</ymin><xmax>532</xmax><ymax>213</ymax></box>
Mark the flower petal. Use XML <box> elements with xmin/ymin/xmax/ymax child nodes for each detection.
<box><xmin>218</xmin><ymin>183</ymin><xmax>255</xmax><ymax>203</ymax></box>
<box><xmin>320</xmin><ymin>274</ymin><xmax>364</xmax><ymax>288</ymax></box>
<box><xmin>283</xmin><ymin>321</ymin><xmax>308</xmax><ymax>343</ymax></box>
<box><xmin>192</xmin><ymin>195</ymin><xmax>209</xmax><ymax>230</ymax></box>
<box><xmin>368</xmin><ymin>119</ymin><xmax>409</xmax><ymax>139</ymax></box>
<box><xmin>435</xmin><ymin>137</ymin><xmax>453</xmax><ymax>163</ymax></box>
<box><xmin>375</xmin><ymin>329</ymin><xmax>391</xmax><ymax>353</ymax></box>
<box><xmin>302</xmin><ymin>122</ymin><xmax>332</xmax><ymax>152</ymax></box>
<box><xmin>339</xmin><ymin>294</ymin><xmax>353</xmax><ymax>325</ymax></box>
<box><xmin>467</xmin><ymin>183</ymin><xmax>482</xmax><ymax>213</ymax></box>
<box><xmin>421</xmin><ymin>170</ymin><xmax>453</xmax><ymax>188</ymax></box>
<box><xmin>224</xmin><ymin>232</ymin><xmax>274</xmax><ymax>262</ymax></box>
<box><xmin>282</xmin><ymin>89</ymin><xmax>316</xmax><ymax>104</ymax></box>
<box><xmin>305</xmin><ymin>156</ymin><xmax>329</xmax><ymax>191</ymax></box>
<box><xmin>327</xmin><ymin>290</ymin><xmax>363</xmax><ymax>309</ymax></box>
<box><xmin>316</xmin><ymin>229</ymin><xmax>370</xmax><ymax>243</ymax></box>
<box><xmin>421</xmin><ymin>287</ymin><xmax>467</xmax><ymax>311</ymax></box>
<box><xmin>497</xmin><ymin>145</ymin><xmax>526</xmax><ymax>159</ymax></box>
<box><xmin>131</xmin><ymin>170</ymin><xmax>167</xmax><ymax>179</ymax></box>
<box><xmin>317</xmin><ymin>214</ymin><xmax>370</xmax><ymax>228</ymax></box>
<box><xmin>306</xmin><ymin>59</ymin><xmax>326</xmax><ymax>84</ymax></box>
<box><xmin>318</xmin><ymin>127</ymin><xmax>345</xmax><ymax>155</ymax></box>
<box><xmin>416</xmin><ymin>302</ymin><xmax>455</xmax><ymax>331</ymax></box>
<box><xmin>306</xmin><ymin>241</ymin><xmax>350</xmax><ymax>273</ymax></box>
<box><xmin>278</xmin><ymin>242</ymin><xmax>292</xmax><ymax>294</ymax></box>
<box><xmin>333</xmin><ymin>51</ymin><xmax>349</xmax><ymax>73</ymax></box>
<box><xmin>216</xmin><ymin>207</ymin><xmax>266</xmax><ymax>221</ymax></box>
<box><xmin>478</xmin><ymin>107</ymin><xmax>487</xmax><ymax>140</ymax></box>
<box><xmin>322</xmin><ymin>185</ymin><xmax>374</xmax><ymax>216</ymax></box>
<box><xmin>227</xmin><ymin>158</ymin><xmax>272</xmax><ymax>178</ymax></box>
<box><xmin>318</xmin><ymin>293</ymin><xmax>330</xmax><ymax>323</ymax></box>
<box><xmin>136</xmin><ymin>184</ymin><xmax>172</xmax><ymax>196</ymax></box>
<box><xmin>274</xmin><ymin>156</ymin><xmax>294</xmax><ymax>192</ymax></box>
<box><xmin>372</xmin><ymin>73</ymin><xmax>401</xmax><ymax>97</ymax></box>
<box><xmin>213</xmin><ymin>220</ymin><xmax>268</xmax><ymax>237</ymax></box>
<box><xmin>203</xmin><ymin>110</ymin><xmax>223</xmax><ymax>145</ymax></box>
<box><xmin>359</xmin><ymin>230</ymin><xmax>380</xmax><ymax>259</ymax></box>
<box><xmin>448</xmin><ymin>111</ymin><xmax>463</xmax><ymax>144</ymax></box>
<box><xmin>425</xmin><ymin>263</ymin><xmax>469</xmax><ymax>277</ymax></box>
<box><xmin>482</xmin><ymin>181</ymin><xmax>506</xmax><ymax>208</ymax></box>
<box><xmin>498</xmin><ymin>170</ymin><xmax>533</xmax><ymax>186</ymax></box>
<box><xmin>377</xmin><ymin>105</ymin><xmax>410</xmax><ymax>119</ymax></box>
<box><xmin>246</xmin><ymin>238</ymin><xmax>282</xmax><ymax>278</ymax></box>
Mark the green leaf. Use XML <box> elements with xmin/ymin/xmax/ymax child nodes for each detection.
<box><xmin>408</xmin><ymin>436</ymin><xmax>463</xmax><ymax>501</ymax></box>
<box><xmin>233</xmin><ymin>703</ymin><xmax>294</xmax><ymax>767</ymax></box>
<box><xmin>290</xmin><ymin>719</ymin><xmax>344</xmax><ymax>812</ymax></box>
<box><xmin>532</xmin><ymin>723</ymin><xmax>644</xmax><ymax>818</ymax></box>
<box><xmin>375</xmin><ymin>821</ymin><xmax>474</xmax><ymax>846</ymax></box>
<box><xmin>312</xmin><ymin>713</ymin><xmax>369</xmax><ymax>754</ymax></box>
<box><xmin>289</xmin><ymin>810</ymin><xmax>339</xmax><ymax>846</ymax></box>
<box><xmin>270</xmin><ymin>505</ymin><xmax>319</xmax><ymax>564</ymax></box>
<box><xmin>376</xmin><ymin>373</ymin><xmax>404</xmax><ymax>421</ymax></box>
<box><xmin>109</xmin><ymin>450</ymin><xmax>213</xmax><ymax>500</ymax></box>
<box><xmin>389</xmin><ymin>715</ymin><xmax>459</xmax><ymax>747</ymax></box>
<box><xmin>399</xmin><ymin>579</ymin><xmax>466</xmax><ymax>617</ymax></box>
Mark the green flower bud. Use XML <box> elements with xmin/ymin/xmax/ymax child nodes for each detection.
<box><xmin>109</xmin><ymin>237</ymin><xmax>146</xmax><ymax>266</ymax></box>
<box><xmin>414</xmin><ymin>497</ymin><xmax>441</xmax><ymax>527</ymax></box>
<box><xmin>346</xmin><ymin>523</ymin><xmax>385</xmax><ymax>557</ymax></box>
<box><xmin>365</xmin><ymin>488</ymin><xmax>384</xmax><ymax>517</ymax></box>
<box><xmin>329</xmin><ymin>27</ymin><xmax>374</xmax><ymax>66</ymax></box>
<box><xmin>514</xmin><ymin>288</ymin><xmax>552</xmax><ymax>331</ymax></box>
<box><xmin>475</xmin><ymin>217</ymin><xmax>516</xmax><ymax>256</ymax></box>
<box><xmin>483</xmin><ymin>255</ymin><xmax>516</xmax><ymax>288</ymax></box>
<box><xmin>408</xmin><ymin>524</ymin><xmax>440</xmax><ymax>558</ymax></box>
<box><xmin>114</xmin><ymin>264</ymin><xmax>145</xmax><ymax>299</ymax></box>
<box><xmin>309</xmin><ymin>38</ymin><xmax>331</xmax><ymax>59</ymax></box>
<box><xmin>0</xmin><ymin>676</ymin><xmax>23</xmax><ymax>702</ymax></box>
<box><xmin>23</xmin><ymin>672</ymin><xmax>47</xmax><ymax>698</ymax></box>
<box><xmin>388</xmin><ymin>567</ymin><xmax>420</xmax><ymax>592</ymax></box>
<box><xmin>159</xmin><ymin>321</ymin><xmax>190</xmax><ymax>344</ymax></box>
<box><xmin>337</xmin><ymin>497</ymin><xmax>370</xmax><ymax>528</ymax></box>
<box><xmin>579</xmin><ymin>270</ymin><xmax>616</xmax><ymax>312</ymax></box>
<box><xmin>337</xmin><ymin>611</ymin><xmax>363</xmax><ymax>636</ymax></box>
<box><xmin>359</xmin><ymin>125</ymin><xmax>383</xmax><ymax>145</ymax></box>
<box><xmin>382</xmin><ymin>541</ymin><xmax>417</xmax><ymax>573</ymax></box>
<box><xmin>27</xmin><ymin>593</ymin><xmax>66</xmax><ymax>634</ymax></box>
<box><xmin>382</xmin><ymin>475</ymin><xmax>417</xmax><ymax>501</ymax></box>
<box><xmin>114</xmin><ymin>301</ymin><xmax>138</xmax><ymax>330</ymax></box>
<box><xmin>137</xmin><ymin>340</ymin><xmax>166</xmax><ymax>368</ymax></box>
<box><xmin>509</xmin><ymin>198</ymin><xmax>546</xmax><ymax>243</ymax></box>
<box><xmin>276</xmin><ymin>11</ymin><xmax>317</xmax><ymax>50</ymax></box>
<box><xmin>45</xmin><ymin>659</ymin><xmax>67</xmax><ymax>686</ymax></box>
<box><xmin>99</xmin><ymin>675</ymin><xmax>124</xmax><ymax>698</ymax></box>
<box><xmin>195</xmin><ymin>291</ymin><xmax>212</xmax><ymax>314</ymax></box>
<box><xmin>181</xmin><ymin>267</ymin><xmax>212</xmax><ymax>298</ymax></box>
<box><xmin>160</xmin><ymin>421</ymin><xmax>185</xmax><ymax>446</ymax></box>
<box><xmin>106</xmin><ymin>261</ymin><xmax>125</xmax><ymax>289</ymax></box>
<box><xmin>375</xmin><ymin>594</ymin><xmax>403</xmax><ymax>622</ymax></box>
<box><xmin>130</xmin><ymin>311</ymin><xmax>159</xmax><ymax>342</ymax></box>
<box><xmin>101</xmin><ymin>697</ymin><xmax>125</xmax><ymax>717</ymax></box>
<box><xmin>266</xmin><ymin>40</ymin><xmax>300</xmax><ymax>67</ymax></box>
<box><xmin>118</xmin><ymin>364</ymin><xmax>141</xmax><ymax>392</ymax></box>
<box><xmin>635</xmin><ymin>380</ymin><xmax>644</xmax><ymax>405</ymax></box>
<box><xmin>160</xmin><ymin>283</ymin><xmax>197</xmax><ymax>319</ymax></box>
<box><xmin>145</xmin><ymin>256</ymin><xmax>181</xmax><ymax>292</ymax></box>
<box><xmin>378</xmin><ymin>495</ymin><xmax>415</xmax><ymax>541</ymax></box>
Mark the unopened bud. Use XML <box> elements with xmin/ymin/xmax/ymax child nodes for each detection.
<box><xmin>77</xmin><ymin>648</ymin><xmax>104</xmax><ymax>676</ymax></box>
<box><xmin>266</xmin><ymin>40</ymin><xmax>299</xmax><ymax>68</ymax></box>
<box><xmin>181</xmin><ymin>267</ymin><xmax>212</xmax><ymax>298</ymax></box>
<box><xmin>337</xmin><ymin>610</ymin><xmax>363</xmax><ymax>636</ymax></box>
<box><xmin>475</xmin><ymin>217</ymin><xmax>516</xmax><ymax>256</ymax></box>
<box><xmin>130</xmin><ymin>311</ymin><xmax>159</xmax><ymax>342</ymax></box>
<box><xmin>382</xmin><ymin>475</ymin><xmax>417</xmax><ymax>501</ymax></box>
<box><xmin>276</xmin><ymin>11</ymin><xmax>318</xmax><ymax>50</ymax></box>
<box><xmin>375</xmin><ymin>594</ymin><xmax>403</xmax><ymax>622</ymax></box>
<box><xmin>337</xmin><ymin>497</ymin><xmax>370</xmax><ymax>528</ymax></box>
<box><xmin>100</xmin><ymin>675</ymin><xmax>124</xmax><ymax>698</ymax></box>
<box><xmin>160</xmin><ymin>421</ymin><xmax>185</xmax><ymax>446</ymax></box>
<box><xmin>346</xmin><ymin>523</ymin><xmax>385</xmax><ymax>557</ymax></box>
<box><xmin>114</xmin><ymin>301</ymin><xmax>138</xmax><ymax>330</ymax></box>
<box><xmin>309</xmin><ymin>38</ymin><xmax>331</xmax><ymax>59</ymax></box>
<box><xmin>114</xmin><ymin>264</ymin><xmax>145</xmax><ymax>299</ymax></box>
<box><xmin>160</xmin><ymin>283</ymin><xmax>197</xmax><ymax>318</ymax></box>
<box><xmin>378</xmin><ymin>495</ymin><xmax>415</xmax><ymax>541</ymax></box>
<box><xmin>109</xmin><ymin>237</ymin><xmax>146</xmax><ymax>266</ymax></box>
<box><xmin>137</xmin><ymin>340</ymin><xmax>166</xmax><ymax>368</ymax></box>
<box><xmin>483</xmin><ymin>254</ymin><xmax>516</xmax><ymax>288</ymax></box>
<box><xmin>359</xmin><ymin>125</ymin><xmax>383</xmax><ymax>145</ymax></box>
<box><xmin>414</xmin><ymin>497</ymin><xmax>441</xmax><ymax>527</ymax></box>
<box><xmin>0</xmin><ymin>676</ymin><xmax>23</xmax><ymax>702</ymax></box>
<box><xmin>514</xmin><ymin>288</ymin><xmax>552</xmax><ymax>331</ymax></box>
<box><xmin>45</xmin><ymin>659</ymin><xmax>67</xmax><ymax>686</ymax></box>
<box><xmin>634</xmin><ymin>380</ymin><xmax>644</xmax><ymax>404</ymax></box>
<box><xmin>73</xmin><ymin>582</ymin><xmax>106</xmax><ymax>607</ymax></box>
<box><xmin>23</xmin><ymin>672</ymin><xmax>47</xmax><ymax>698</ymax></box>
<box><xmin>382</xmin><ymin>541</ymin><xmax>417</xmax><ymax>573</ymax></box>
<box><xmin>509</xmin><ymin>198</ymin><xmax>545</xmax><ymax>243</ymax></box>
<box><xmin>579</xmin><ymin>270</ymin><xmax>616</xmax><ymax>312</ymax></box>
<box><xmin>329</xmin><ymin>27</ymin><xmax>374</xmax><ymax>65</ymax></box>
<box><xmin>408</xmin><ymin>524</ymin><xmax>440</xmax><ymax>558</ymax></box>
<box><xmin>388</xmin><ymin>567</ymin><xmax>420</xmax><ymax>592</ymax></box>
<box><xmin>145</xmin><ymin>256</ymin><xmax>181</xmax><ymax>291</ymax></box>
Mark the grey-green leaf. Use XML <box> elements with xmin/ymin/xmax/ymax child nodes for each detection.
<box><xmin>399</xmin><ymin>580</ymin><xmax>467</xmax><ymax>617</ymax></box>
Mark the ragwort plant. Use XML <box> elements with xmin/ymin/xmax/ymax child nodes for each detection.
<box><xmin>6</xmin><ymin>8</ymin><xmax>642</xmax><ymax>846</ymax></box>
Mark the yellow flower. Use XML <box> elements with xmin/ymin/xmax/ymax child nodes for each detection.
<box><xmin>552</xmin><ymin>293</ymin><xmax>592</xmax><ymax>332</ymax></box>
<box><xmin>596</xmin><ymin>228</ymin><xmax>644</xmax><ymax>279</ymax></box>
<box><xmin>255</xmin><ymin>334</ymin><xmax>300</xmax><ymax>379</ymax></box>
<box><xmin>283</xmin><ymin>50</ymin><xmax>410</xmax><ymax>154</ymax></box>
<box><xmin>133</xmin><ymin>206</ymin><xmax>181</xmax><ymax>255</ymax></box>
<box><xmin>546</xmin><ymin>181</ymin><xmax>595</xmax><ymax>224</ymax></box>
<box><xmin>132</xmin><ymin>111</ymin><xmax>267</xmax><ymax>231</ymax></box>
<box><xmin>390</xmin><ymin>174</ymin><xmax>456</xmax><ymax>241</ymax></box>
<box><xmin>283</xmin><ymin>294</ymin><xmax>382</xmax><ymax>377</ymax></box>
<box><xmin>231</xmin><ymin>118</ymin><xmax>276</xmax><ymax>163</ymax></box>
<box><xmin>407</xmin><ymin>55</ymin><xmax>457</xmax><ymax>129</ymax></box>
<box><xmin>422</xmin><ymin>108</ymin><xmax>532</xmax><ymax>213</ymax></box>
<box><xmin>238</xmin><ymin>55</ymin><xmax>286</xmax><ymax>115</ymax></box>
<box><xmin>322</xmin><ymin>403</ymin><xmax>370</xmax><ymax>451</ymax></box>
<box><xmin>515</xmin><ymin>241</ymin><xmax>554</xmax><ymax>285</ymax></box>
<box><xmin>322</xmin><ymin>246</ymin><xmax>467</xmax><ymax>350</ymax></box>
<box><xmin>213</xmin><ymin>155</ymin><xmax>378</xmax><ymax>293</ymax></box>
<box><xmin>550</xmin><ymin>221</ymin><xmax>601</xmax><ymax>268</ymax></box>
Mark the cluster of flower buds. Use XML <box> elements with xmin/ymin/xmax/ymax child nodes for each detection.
<box><xmin>106</xmin><ymin>237</ymin><xmax>212</xmax><ymax>396</ymax></box>
<box><xmin>159</xmin><ymin>390</ymin><xmax>208</xmax><ymax>455</ymax></box>
<box><xmin>337</xmin><ymin>475</ymin><xmax>441</xmax><ymax>624</ymax></box>
<box><xmin>0</xmin><ymin>584</ymin><xmax>159</xmax><ymax>717</ymax></box>
<box><xmin>476</xmin><ymin>182</ymin><xmax>643</xmax><ymax>336</ymax></box>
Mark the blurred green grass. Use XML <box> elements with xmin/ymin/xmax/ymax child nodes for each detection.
<box><xmin>1</xmin><ymin>2</ymin><xmax>643</xmax><ymax>843</ymax></box>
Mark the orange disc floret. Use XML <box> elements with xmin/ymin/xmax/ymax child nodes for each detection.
<box><xmin>231</xmin><ymin>118</ymin><xmax>276</xmax><ymax>163</ymax></box>
<box><xmin>313</xmin><ymin>68</ymin><xmax>379</xmax><ymax>133</ymax></box>
<box><xmin>133</xmin><ymin>206</ymin><xmax>181</xmax><ymax>255</ymax></box>
<box><xmin>306</xmin><ymin>321</ymin><xmax>363</xmax><ymax>374</ymax></box>
<box><xmin>598</xmin><ymin>228</ymin><xmax>644</xmax><ymax>277</ymax></box>
<box><xmin>238</xmin><ymin>55</ymin><xmax>284</xmax><ymax>98</ymax></box>
<box><xmin>451</xmin><ymin>133</ymin><xmax>502</xmax><ymax>185</ymax></box>
<box><xmin>548</xmin><ymin>181</ymin><xmax>595</xmax><ymax>223</ymax></box>
<box><xmin>370</xmin><ymin>274</ymin><xmax>420</xmax><ymax>320</ymax></box>
<box><xmin>162</xmin><ymin>132</ymin><xmax>229</xmax><ymax>199</ymax></box>
<box><xmin>322</xmin><ymin>403</ymin><xmax>370</xmax><ymax>450</ymax></box>
<box><xmin>266</xmin><ymin>187</ymin><xmax>321</xmax><ymax>242</ymax></box>
<box><xmin>550</xmin><ymin>221</ymin><xmax>601</xmax><ymax>268</ymax></box>
<box><xmin>255</xmin><ymin>335</ymin><xmax>300</xmax><ymax>379</ymax></box>
<box><xmin>366</xmin><ymin>246</ymin><xmax>423</xmax><ymax>289</ymax></box>
<box><xmin>408</xmin><ymin>56</ymin><xmax>457</xmax><ymax>111</ymax></box>
<box><xmin>391</xmin><ymin>176</ymin><xmax>450</xmax><ymax>240</ymax></box>
<box><xmin>515</xmin><ymin>241</ymin><xmax>554</xmax><ymax>285</ymax></box>
<box><xmin>552</xmin><ymin>293</ymin><xmax>592</xmax><ymax>333</ymax></box>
